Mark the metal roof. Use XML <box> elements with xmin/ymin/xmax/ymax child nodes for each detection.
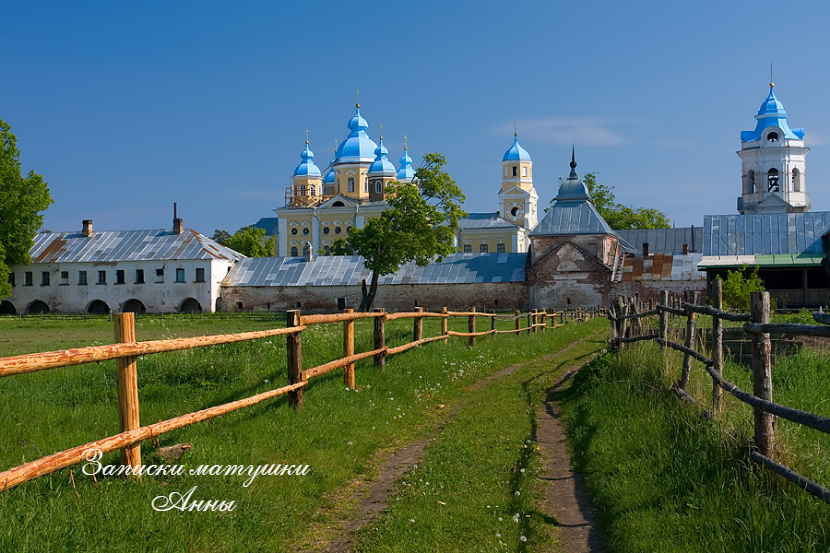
<box><xmin>618</xmin><ymin>253</ymin><xmax>706</xmax><ymax>282</ymax></box>
<box><xmin>531</xmin><ymin>200</ymin><xmax>614</xmax><ymax>236</ymax></box>
<box><xmin>702</xmin><ymin>212</ymin><xmax>830</xmax><ymax>256</ymax></box>
<box><xmin>253</xmin><ymin>217</ymin><xmax>278</xmax><ymax>236</ymax></box>
<box><xmin>224</xmin><ymin>253</ymin><xmax>527</xmax><ymax>287</ymax></box>
<box><xmin>29</xmin><ymin>229</ymin><xmax>246</xmax><ymax>264</ymax></box>
<box><xmin>457</xmin><ymin>212</ymin><xmax>519</xmax><ymax>230</ymax></box>
<box><xmin>615</xmin><ymin>227</ymin><xmax>704</xmax><ymax>255</ymax></box>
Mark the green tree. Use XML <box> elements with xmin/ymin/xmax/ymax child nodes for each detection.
<box><xmin>224</xmin><ymin>226</ymin><xmax>274</xmax><ymax>257</ymax></box>
<box><xmin>331</xmin><ymin>153</ymin><xmax>466</xmax><ymax>311</ymax></box>
<box><xmin>548</xmin><ymin>172</ymin><xmax>671</xmax><ymax>230</ymax></box>
<box><xmin>720</xmin><ymin>265</ymin><xmax>767</xmax><ymax>311</ymax></box>
<box><xmin>0</xmin><ymin>118</ymin><xmax>53</xmax><ymax>298</ymax></box>
<box><xmin>211</xmin><ymin>229</ymin><xmax>231</xmax><ymax>245</ymax></box>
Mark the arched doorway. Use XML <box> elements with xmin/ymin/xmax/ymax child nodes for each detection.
<box><xmin>0</xmin><ymin>301</ymin><xmax>17</xmax><ymax>315</ymax></box>
<box><xmin>87</xmin><ymin>300</ymin><xmax>110</xmax><ymax>314</ymax></box>
<box><xmin>180</xmin><ymin>298</ymin><xmax>202</xmax><ymax>313</ymax></box>
<box><xmin>26</xmin><ymin>300</ymin><xmax>50</xmax><ymax>315</ymax></box>
<box><xmin>122</xmin><ymin>299</ymin><xmax>146</xmax><ymax>314</ymax></box>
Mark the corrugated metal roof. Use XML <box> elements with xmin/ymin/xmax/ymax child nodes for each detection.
<box><xmin>615</xmin><ymin>227</ymin><xmax>704</xmax><ymax>254</ymax></box>
<box><xmin>703</xmin><ymin>212</ymin><xmax>830</xmax><ymax>256</ymax></box>
<box><xmin>531</xmin><ymin>199</ymin><xmax>614</xmax><ymax>236</ymax></box>
<box><xmin>29</xmin><ymin>229</ymin><xmax>246</xmax><ymax>263</ymax></box>
<box><xmin>252</xmin><ymin>217</ymin><xmax>278</xmax><ymax>236</ymax></box>
<box><xmin>224</xmin><ymin>253</ymin><xmax>527</xmax><ymax>287</ymax></box>
<box><xmin>457</xmin><ymin>212</ymin><xmax>520</xmax><ymax>230</ymax></box>
<box><xmin>618</xmin><ymin>253</ymin><xmax>706</xmax><ymax>282</ymax></box>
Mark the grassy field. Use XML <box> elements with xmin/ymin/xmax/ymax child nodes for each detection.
<box><xmin>559</xmin><ymin>338</ymin><xmax>830</xmax><ymax>553</ymax></box>
<box><xmin>0</xmin><ymin>312</ymin><xmax>603</xmax><ymax>552</ymax></box>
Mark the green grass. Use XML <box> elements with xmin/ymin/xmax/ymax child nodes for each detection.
<box><xmin>352</xmin><ymin>322</ymin><xmax>605</xmax><ymax>553</ymax></box>
<box><xmin>559</xmin><ymin>341</ymin><xmax>830</xmax><ymax>553</ymax></box>
<box><xmin>0</xmin><ymin>313</ymin><xmax>600</xmax><ymax>552</ymax></box>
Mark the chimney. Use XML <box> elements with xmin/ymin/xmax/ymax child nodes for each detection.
<box><xmin>682</xmin><ymin>243</ymin><xmax>690</xmax><ymax>255</ymax></box>
<box><xmin>82</xmin><ymin>219</ymin><xmax>93</xmax><ymax>237</ymax></box>
<box><xmin>642</xmin><ymin>242</ymin><xmax>649</xmax><ymax>257</ymax></box>
<box><xmin>173</xmin><ymin>203</ymin><xmax>183</xmax><ymax>234</ymax></box>
<box><xmin>303</xmin><ymin>242</ymin><xmax>314</xmax><ymax>262</ymax></box>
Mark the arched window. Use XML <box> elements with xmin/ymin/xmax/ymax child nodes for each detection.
<box><xmin>375</xmin><ymin>181</ymin><xmax>383</xmax><ymax>193</ymax></box>
<box><xmin>747</xmin><ymin>170</ymin><xmax>756</xmax><ymax>194</ymax></box>
<box><xmin>310</xmin><ymin>185</ymin><xmax>316</xmax><ymax>196</ymax></box>
<box><xmin>793</xmin><ymin>168</ymin><xmax>802</xmax><ymax>192</ymax></box>
<box><xmin>767</xmin><ymin>168</ymin><xmax>780</xmax><ymax>192</ymax></box>
<box><xmin>290</xmin><ymin>246</ymin><xmax>299</xmax><ymax>257</ymax></box>
<box><xmin>324</xmin><ymin>246</ymin><xmax>331</xmax><ymax>255</ymax></box>
<box><xmin>348</xmin><ymin>177</ymin><xmax>355</xmax><ymax>192</ymax></box>
<box><xmin>299</xmin><ymin>184</ymin><xmax>307</xmax><ymax>196</ymax></box>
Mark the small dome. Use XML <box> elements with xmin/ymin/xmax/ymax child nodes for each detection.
<box><xmin>293</xmin><ymin>142</ymin><xmax>321</xmax><ymax>177</ymax></box>
<box><xmin>397</xmin><ymin>147</ymin><xmax>415</xmax><ymax>181</ymax></box>
<box><xmin>368</xmin><ymin>137</ymin><xmax>397</xmax><ymax>176</ymax></box>
<box><xmin>757</xmin><ymin>87</ymin><xmax>788</xmax><ymax>117</ymax></box>
<box><xmin>556</xmin><ymin>151</ymin><xmax>590</xmax><ymax>200</ymax></box>
<box><xmin>503</xmin><ymin>135</ymin><xmax>531</xmax><ymax>162</ymax></box>
<box><xmin>336</xmin><ymin>106</ymin><xmax>379</xmax><ymax>162</ymax></box>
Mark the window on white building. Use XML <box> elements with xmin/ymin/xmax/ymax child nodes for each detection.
<box><xmin>156</xmin><ymin>268</ymin><xmax>164</xmax><ymax>283</ymax></box>
<box><xmin>135</xmin><ymin>269</ymin><xmax>145</xmax><ymax>284</ymax></box>
<box><xmin>176</xmin><ymin>268</ymin><xmax>185</xmax><ymax>283</ymax></box>
<box><xmin>24</xmin><ymin>272</ymin><xmax>33</xmax><ymax>286</ymax></box>
<box><xmin>195</xmin><ymin>268</ymin><xmax>205</xmax><ymax>282</ymax></box>
<box><xmin>60</xmin><ymin>271</ymin><xmax>69</xmax><ymax>285</ymax></box>
<box><xmin>116</xmin><ymin>270</ymin><xmax>125</xmax><ymax>284</ymax></box>
<box><xmin>41</xmin><ymin>272</ymin><xmax>50</xmax><ymax>286</ymax></box>
<box><xmin>97</xmin><ymin>271</ymin><xmax>106</xmax><ymax>285</ymax></box>
<box><xmin>78</xmin><ymin>271</ymin><xmax>87</xmax><ymax>285</ymax></box>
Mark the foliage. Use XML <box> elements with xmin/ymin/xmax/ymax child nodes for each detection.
<box><xmin>720</xmin><ymin>265</ymin><xmax>766</xmax><ymax>311</ymax></box>
<box><xmin>0</xmin><ymin>118</ymin><xmax>53</xmax><ymax>298</ymax></box>
<box><xmin>548</xmin><ymin>172</ymin><xmax>670</xmax><ymax>229</ymax></box>
<box><xmin>223</xmin><ymin>225</ymin><xmax>273</xmax><ymax>257</ymax></box>
<box><xmin>331</xmin><ymin>153</ymin><xmax>466</xmax><ymax>311</ymax></box>
<box><xmin>211</xmin><ymin>229</ymin><xmax>231</xmax><ymax>245</ymax></box>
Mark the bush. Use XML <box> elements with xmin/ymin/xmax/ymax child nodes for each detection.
<box><xmin>720</xmin><ymin>265</ymin><xmax>766</xmax><ymax>311</ymax></box>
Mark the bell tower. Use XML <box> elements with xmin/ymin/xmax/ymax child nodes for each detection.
<box><xmin>737</xmin><ymin>80</ymin><xmax>810</xmax><ymax>214</ymax></box>
<box><xmin>498</xmin><ymin>133</ymin><xmax>538</xmax><ymax>229</ymax></box>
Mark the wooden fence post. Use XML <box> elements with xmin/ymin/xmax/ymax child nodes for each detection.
<box><xmin>677</xmin><ymin>292</ymin><xmax>697</xmax><ymax>391</ymax></box>
<box><xmin>617</xmin><ymin>298</ymin><xmax>628</xmax><ymax>345</ymax></box>
<box><xmin>491</xmin><ymin>313</ymin><xmax>496</xmax><ymax>332</ymax></box>
<box><xmin>540</xmin><ymin>309</ymin><xmax>546</xmax><ymax>332</ymax></box>
<box><xmin>532</xmin><ymin>309</ymin><xmax>538</xmax><ymax>335</ymax></box>
<box><xmin>441</xmin><ymin>307</ymin><xmax>448</xmax><ymax>343</ymax></box>
<box><xmin>751</xmin><ymin>291</ymin><xmax>774</xmax><ymax>456</ymax></box>
<box><xmin>287</xmin><ymin>310</ymin><xmax>303</xmax><ymax>409</ymax></box>
<box><xmin>468</xmin><ymin>307</ymin><xmax>476</xmax><ymax>347</ymax></box>
<box><xmin>515</xmin><ymin>310</ymin><xmax>521</xmax><ymax>333</ymax></box>
<box><xmin>527</xmin><ymin>311</ymin><xmax>532</xmax><ymax>335</ymax></box>
<box><xmin>658</xmin><ymin>290</ymin><xmax>668</xmax><ymax>352</ymax></box>
<box><xmin>608</xmin><ymin>301</ymin><xmax>618</xmax><ymax>350</ymax></box>
<box><xmin>114</xmin><ymin>313</ymin><xmax>141</xmax><ymax>475</ymax></box>
<box><xmin>712</xmin><ymin>279</ymin><xmax>724</xmax><ymax>413</ymax></box>
<box><xmin>414</xmin><ymin>307</ymin><xmax>423</xmax><ymax>342</ymax></box>
<box><xmin>343</xmin><ymin>308</ymin><xmax>355</xmax><ymax>389</ymax></box>
<box><xmin>578</xmin><ymin>307</ymin><xmax>583</xmax><ymax>322</ymax></box>
<box><xmin>374</xmin><ymin>308</ymin><xmax>386</xmax><ymax>371</ymax></box>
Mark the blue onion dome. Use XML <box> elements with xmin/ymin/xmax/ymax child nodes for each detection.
<box><xmin>503</xmin><ymin>134</ymin><xmax>531</xmax><ymax>162</ymax></box>
<box><xmin>397</xmin><ymin>146</ymin><xmax>415</xmax><ymax>181</ymax></box>
<box><xmin>293</xmin><ymin>141</ymin><xmax>321</xmax><ymax>177</ymax></box>
<box><xmin>757</xmin><ymin>85</ymin><xmax>787</xmax><ymax>117</ymax></box>
<box><xmin>556</xmin><ymin>149</ymin><xmax>591</xmax><ymax>200</ymax></box>
<box><xmin>336</xmin><ymin>104</ymin><xmax>379</xmax><ymax>162</ymax></box>
<box><xmin>368</xmin><ymin>136</ymin><xmax>397</xmax><ymax>176</ymax></box>
<box><xmin>741</xmin><ymin>83</ymin><xmax>804</xmax><ymax>142</ymax></box>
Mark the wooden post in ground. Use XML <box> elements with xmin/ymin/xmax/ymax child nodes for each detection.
<box><xmin>617</xmin><ymin>298</ymin><xmax>629</xmax><ymax>345</ymax></box>
<box><xmin>287</xmin><ymin>310</ymin><xmax>303</xmax><ymax>409</ymax></box>
<box><xmin>515</xmin><ymin>310</ymin><xmax>521</xmax><ymax>333</ymax></box>
<box><xmin>540</xmin><ymin>309</ymin><xmax>546</xmax><ymax>332</ymax></box>
<box><xmin>677</xmin><ymin>292</ymin><xmax>697</xmax><ymax>391</ymax></box>
<box><xmin>374</xmin><ymin>308</ymin><xmax>386</xmax><ymax>371</ymax></box>
<box><xmin>578</xmin><ymin>307</ymin><xmax>583</xmax><ymax>322</ymax></box>
<box><xmin>658</xmin><ymin>290</ymin><xmax>668</xmax><ymax>352</ymax></box>
<box><xmin>114</xmin><ymin>313</ymin><xmax>141</xmax><ymax>474</ymax></box>
<box><xmin>441</xmin><ymin>307</ymin><xmax>448</xmax><ymax>343</ymax></box>
<box><xmin>751</xmin><ymin>291</ymin><xmax>774</xmax><ymax>456</ymax></box>
<box><xmin>468</xmin><ymin>307</ymin><xmax>476</xmax><ymax>347</ymax></box>
<box><xmin>532</xmin><ymin>309</ymin><xmax>538</xmax><ymax>334</ymax></box>
<box><xmin>413</xmin><ymin>307</ymin><xmax>423</xmax><ymax>342</ymax></box>
<box><xmin>527</xmin><ymin>311</ymin><xmax>532</xmax><ymax>335</ymax></box>
<box><xmin>712</xmin><ymin>279</ymin><xmax>724</xmax><ymax>413</ymax></box>
<box><xmin>490</xmin><ymin>313</ymin><xmax>496</xmax><ymax>332</ymax></box>
<box><xmin>608</xmin><ymin>302</ymin><xmax>618</xmax><ymax>350</ymax></box>
<box><xmin>343</xmin><ymin>309</ymin><xmax>355</xmax><ymax>389</ymax></box>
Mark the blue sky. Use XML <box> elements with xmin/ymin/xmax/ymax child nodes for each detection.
<box><xmin>4</xmin><ymin>1</ymin><xmax>830</xmax><ymax>236</ymax></box>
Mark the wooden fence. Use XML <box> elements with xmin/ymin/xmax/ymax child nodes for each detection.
<box><xmin>609</xmin><ymin>283</ymin><xmax>830</xmax><ymax>504</ymax></box>
<box><xmin>0</xmin><ymin>306</ymin><xmax>602</xmax><ymax>492</ymax></box>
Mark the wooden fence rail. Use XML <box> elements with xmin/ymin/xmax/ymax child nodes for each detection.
<box><xmin>608</xmin><ymin>288</ymin><xmax>830</xmax><ymax>505</ymax></box>
<box><xmin>0</xmin><ymin>305</ymin><xmax>600</xmax><ymax>492</ymax></box>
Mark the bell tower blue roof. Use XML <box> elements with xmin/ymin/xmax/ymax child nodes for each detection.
<box><xmin>293</xmin><ymin>141</ymin><xmax>321</xmax><ymax>177</ymax></box>
<box><xmin>741</xmin><ymin>84</ymin><xmax>805</xmax><ymax>142</ymax></box>
<box><xmin>503</xmin><ymin>134</ymin><xmax>531</xmax><ymax>162</ymax></box>
<box><xmin>368</xmin><ymin>135</ymin><xmax>397</xmax><ymax>176</ymax></box>
<box><xmin>336</xmin><ymin>104</ymin><xmax>379</xmax><ymax>162</ymax></box>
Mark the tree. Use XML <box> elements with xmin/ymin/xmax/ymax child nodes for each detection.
<box><xmin>548</xmin><ymin>172</ymin><xmax>671</xmax><ymax>230</ymax></box>
<box><xmin>224</xmin><ymin>226</ymin><xmax>274</xmax><ymax>257</ymax></box>
<box><xmin>211</xmin><ymin>229</ymin><xmax>231</xmax><ymax>245</ymax></box>
<box><xmin>331</xmin><ymin>153</ymin><xmax>466</xmax><ymax>311</ymax></box>
<box><xmin>720</xmin><ymin>265</ymin><xmax>767</xmax><ymax>311</ymax></box>
<box><xmin>0</xmin><ymin>118</ymin><xmax>53</xmax><ymax>298</ymax></box>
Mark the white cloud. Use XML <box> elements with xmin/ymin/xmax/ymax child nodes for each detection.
<box><xmin>495</xmin><ymin>117</ymin><xmax>628</xmax><ymax>146</ymax></box>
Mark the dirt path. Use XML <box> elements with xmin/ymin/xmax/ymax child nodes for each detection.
<box><xmin>537</xmin><ymin>367</ymin><xmax>603</xmax><ymax>552</ymax></box>
<box><xmin>305</xmin><ymin>339</ymin><xmax>594</xmax><ymax>553</ymax></box>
